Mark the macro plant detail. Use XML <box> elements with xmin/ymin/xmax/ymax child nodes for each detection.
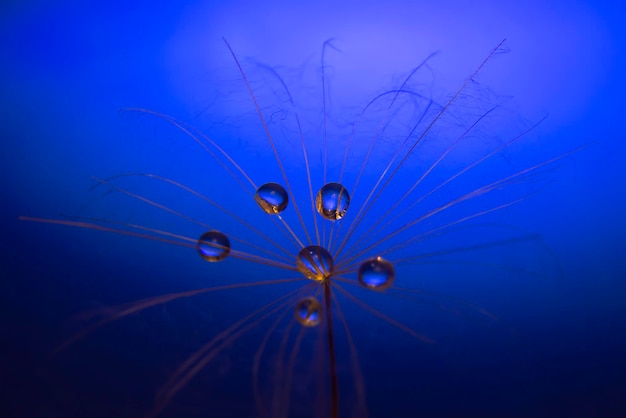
<box><xmin>18</xmin><ymin>37</ymin><xmax>566</xmax><ymax>418</ymax></box>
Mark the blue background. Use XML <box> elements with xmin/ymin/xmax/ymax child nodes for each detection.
<box><xmin>1</xmin><ymin>0</ymin><xmax>625</xmax><ymax>417</ymax></box>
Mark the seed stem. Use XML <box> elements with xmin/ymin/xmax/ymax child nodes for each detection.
<box><xmin>324</xmin><ymin>280</ymin><xmax>339</xmax><ymax>418</ymax></box>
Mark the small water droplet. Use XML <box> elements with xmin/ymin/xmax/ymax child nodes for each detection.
<box><xmin>255</xmin><ymin>182</ymin><xmax>288</xmax><ymax>214</ymax></box>
<box><xmin>358</xmin><ymin>257</ymin><xmax>395</xmax><ymax>291</ymax></box>
<box><xmin>295</xmin><ymin>297</ymin><xmax>321</xmax><ymax>327</ymax></box>
<box><xmin>296</xmin><ymin>246</ymin><xmax>333</xmax><ymax>281</ymax></box>
<box><xmin>197</xmin><ymin>231</ymin><xmax>231</xmax><ymax>262</ymax></box>
<box><xmin>316</xmin><ymin>183</ymin><xmax>350</xmax><ymax>221</ymax></box>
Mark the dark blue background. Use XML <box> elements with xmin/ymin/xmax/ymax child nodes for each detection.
<box><xmin>1</xmin><ymin>1</ymin><xmax>625</xmax><ymax>417</ymax></box>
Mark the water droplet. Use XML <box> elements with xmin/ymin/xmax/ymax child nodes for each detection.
<box><xmin>255</xmin><ymin>182</ymin><xmax>288</xmax><ymax>214</ymax></box>
<box><xmin>358</xmin><ymin>257</ymin><xmax>395</xmax><ymax>291</ymax></box>
<box><xmin>296</xmin><ymin>245</ymin><xmax>333</xmax><ymax>281</ymax></box>
<box><xmin>294</xmin><ymin>297</ymin><xmax>321</xmax><ymax>327</ymax></box>
<box><xmin>316</xmin><ymin>183</ymin><xmax>350</xmax><ymax>221</ymax></box>
<box><xmin>197</xmin><ymin>231</ymin><xmax>231</xmax><ymax>262</ymax></box>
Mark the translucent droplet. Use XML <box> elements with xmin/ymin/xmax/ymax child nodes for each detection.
<box><xmin>294</xmin><ymin>297</ymin><xmax>321</xmax><ymax>327</ymax></box>
<box><xmin>255</xmin><ymin>182</ymin><xmax>288</xmax><ymax>214</ymax></box>
<box><xmin>296</xmin><ymin>245</ymin><xmax>333</xmax><ymax>281</ymax></box>
<box><xmin>316</xmin><ymin>182</ymin><xmax>350</xmax><ymax>221</ymax></box>
<box><xmin>358</xmin><ymin>257</ymin><xmax>395</xmax><ymax>291</ymax></box>
<box><xmin>197</xmin><ymin>231</ymin><xmax>231</xmax><ymax>262</ymax></box>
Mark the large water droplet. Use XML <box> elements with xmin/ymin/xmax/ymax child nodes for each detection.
<box><xmin>316</xmin><ymin>183</ymin><xmax>350</xmax><ymax>221</ymax></box>
<box><xmin>197</xmin><ymin>231</ymin><xmax>231</xmax><ymax>262</ymax></box>
<box><xmin>358</xmin><ymin>257</ymin><xmax>395</xmax><ymax>291</ymax></box>
<box><xmin>255</xmin><ymin>182</ymin><xmax>288</xmax><ymax>214</ymax></box>
<box><xmin>296</xmin><ymin>245</ymin><xmax>333</xmax><ymax>281</ymax></box>
<box><xmin>294</xmin><ymin>297</ymin><xmax>321</xmax><ymax>327</ymax></box>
